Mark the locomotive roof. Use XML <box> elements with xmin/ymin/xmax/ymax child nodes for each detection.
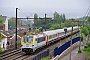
<box><xmin>34</xmin><ymin>33</ymin><xmax>46</xmax><ymax>38</ymax></box>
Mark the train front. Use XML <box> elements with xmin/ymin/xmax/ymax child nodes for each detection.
<box><xmin>21</xmin><ymin>35</ymin><xmax>35</xmax><ymax>54</ymax></box>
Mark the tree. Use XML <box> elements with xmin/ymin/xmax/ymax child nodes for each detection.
<box><xmin>8</xmin><ymin>17</ymin><xmax>21</xmax><ymax>29</ymax></box>
<box><xmin>82</xmin><ymin>26</ymin><xmax>89</xmax><ymax>37</ymax></box>
<box><xmin>28</xmin><ymin>24</ymin><xmax>31</xmax><ymax>28</ymax></box>
<box><xmin>34</xmin><ymin>13</ymin><xmax>38</xmax><ymax>27</ymax></box>
<box><xmin>80</xmin><ymin>25</ymin><xmax>89</xmax><ymax>51</ymax></box>
<box><xmin>87</xmin><ymin>16</ymin><xmax>90</xmax><ymax>33</ymax></box>
<box><xmin>0</xmin><ymin>32</ymin><xmax>2</xmax><ymax>42</ymax></box>
<box><xmin>0</xmin><ymin>15</ymin><xmax>4</xmax><ymax>24</ymax></box>
<box><xmin>62</xmin><ymin>14</ymin><xmax>66</xmax><ymax>23</ymax></box>
<box><xmin>49</xmin><ymin>24</ymin><xmax>61</xmax><ymax>30</ymax></box>
<box><xmin>87</xmin><ymin>17</ymin><xmax>90</xmax><ymax>24</ymax></box>
<box><xmin>53</xmin><ymin>11</ymin><xmax>60</xmax><ymax>24</ymax></box>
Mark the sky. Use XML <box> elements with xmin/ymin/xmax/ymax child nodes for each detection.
<box><xmin>0</xmin><ymin>0</ymin><xmax>90</xmax><ymax>18</ymax></box>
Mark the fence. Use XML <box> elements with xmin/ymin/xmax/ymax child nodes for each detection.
<box><xmin>54</xmin><ymin>37</ymin><xmax>80</xmax><ymax>57</ymax></box>
<box><xmin>32</xmin><ymin>49</ymin><xmax>49</xmax><ymax>60</ymax></box>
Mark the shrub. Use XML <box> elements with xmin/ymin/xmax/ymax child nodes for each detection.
<box><xmin>0</xmin><ymin>48</ymin><xmax>4</xmax><ymax>52</ymax></box>
<box><xmin>86</xmin><ymin>42</ymin><xmax>90</xmax><ymax>47</ymax></box>
<box><xmin>84</xmin><ymin>45</ymin><xmax>88</xmax><ymax>48</ymax></box>
<box><xmin>78</xmin><ymin>50</ymin><xmax>82</xmax><ymax>54</ymax></box>
<box><xmin>83</xmin><ymin>47</ymin><xmax>90</xmax><ymax>52</ymax></box>
<box><xmin>41</xmin><ymin>56</ymin><xmax>50</xmax><ymax>60</ymax></box>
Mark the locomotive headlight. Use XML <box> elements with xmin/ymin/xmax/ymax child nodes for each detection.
<box><xmin>32</xmin><ymin>45</ymin><xmax>34</xmax><ymax>47</ymax></box>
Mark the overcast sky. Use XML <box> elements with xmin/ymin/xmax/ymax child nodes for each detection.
<box><xmin>0</xmin><ymin>0</ymin><xmax>90</xmax><ymax>18</ymax></box>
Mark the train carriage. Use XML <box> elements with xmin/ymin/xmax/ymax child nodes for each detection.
<box><xmin>21</xmin><ymin>26</ymin><xmax>79</xmax><ymax>54</ymax></box>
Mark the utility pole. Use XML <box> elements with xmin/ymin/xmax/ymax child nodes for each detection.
<box><xmin>45</xmin><ymin>13</ymin><xmax>46</xmax><ymax>31</ymax></box>
<box><xmin>69</xmin><ymin>26</ymin><xmax>73</xmax><ymax>60</ymax></box>
<box><xmin>15</xmin><ymin>8</ymin><xmax>18</xmax><ymax>49</ymax></box>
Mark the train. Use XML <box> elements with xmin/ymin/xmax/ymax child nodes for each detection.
<box><xmin>21</xmin><ymin>26</ymin><xmax>79</xmax><ymax>54</ymax></box>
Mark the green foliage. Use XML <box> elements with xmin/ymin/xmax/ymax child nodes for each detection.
<box><xmin>86</xmin><ymin>42</ymin><xmax>90</xmax><ymax>47</ymax></box>
<box><xmin>88</xmin><ymin>56</ymin><xmax>90</xmax><ymax>60</ymax></box>
<box><xmin>88</xmin><ymin>17</ymin><xmax>90</xmax><ymax>24</ymax></box>
<box><xmin>49</xmin><ymin>24</ymin><xmax>61</xmax><ymax>30</ymax></box>
<box><xmin>26</xmin><ymin>32</ymin><xmax>31</xmax><ymax>36</ymax></box>
<box><xmin>39</xmin><ymin>27</ymin><xmax>44</xmax><ymax>32</ymax></box>
<box><xmin>34</xmin><ymin>13</ymin><xmax>38</xmax><ymax>27</ymax></box>
<box><xmin>33</xmin><ymin>12</ymin><xmax>66</xmax><ymax>29</ymax></box>
<box><xmin>0</xmin><ymin>37</ymin><xmax>2</xmax><ymax>42</ymax></box>
<box><xmin>83</xmin><ymin>47</ymin><xmax>90</xmax><ymax>52</ymax></box>
<box><xmin>82</xmin><ymin>26</ymin><xmax>89</xmax><ymax>36</ymax></box>
<box><xmin>41</xmin><ymin>56</ymin><xmax>50</xmax><ymax>60</ymax></box>
<box><xmin>0</xmin><ymin>48</ymin><xmax>4</xmax><ymax>52</ymax></box>
<box><xmin>78</xmin><ymin>50</ymin><xmax>82</xmax><ymax>54</ymax></box>
<box><xmin>49</xmin><ymin>27</ymin><xmax>55</xmax><ymax>30</ymax></box>
<box><xmin>0</xmin><ymin>15</ymin><xmax>4</xmax><ymax>24</ymax></box>
<box><xmin>82</xmin><ymin>33</ymin><xmax>87</xmax><ymax>40</ymax></box>
<box><xmin>64</xmin><ymin>20</ymin><xmax>78</xmax><ymax>27</ymax></box>
<box><xmin>35</xmin><ymin>29</ymin><xmax>40</xmax><ymax>33</ymax></box>
<box><xmin>61</xmin><ymin>23</ymin><xmax>65</xmax><ymax>28</ymax></box>
<box><xmin>28</xmin><ymin>24</ymin><xmax>31</xmax><ymax>28</ymax></box>
<box><xmin>0</xmin><ymin>32</ymin><xmax>2</xmax><ymax>42</ymax></box>
<box><xmin>86</xmin><ymin>42</ymin><xmax>90</xmax><ymax>45</ymax></box>
<box><xmin>8</xmin><ymin>17</ymin><xmax>21</xmax><ymax>29</ymax></box>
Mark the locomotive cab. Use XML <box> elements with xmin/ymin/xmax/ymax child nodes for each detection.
<box><xmin>21</xmin><ymin>35</ymin><xmax>35</xmax><ymax>53</ymax></box>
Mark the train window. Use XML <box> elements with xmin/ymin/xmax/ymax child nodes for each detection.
<box><xmin>28</xmin><ymin>37</ymin><xmax>33</xmax><ymax>42</ymax></box>
<box><xmin>49</xmin><ymin>35</ymin><xmax>52</xmax><ymax>39</ymax></box>
<box><xmin>24</xmin><ymin>36</ymin><xmax>28</xmax><ymax>42</ymax></box>
<box><xmin>28</xmin><ymin>38</ymin><xmax>32</xmax><ymax>42</ymax></box>
<box><xmin>37</xmin><ymin>37</ymin><xmax>45</xmax><ymax>43</ymax></box>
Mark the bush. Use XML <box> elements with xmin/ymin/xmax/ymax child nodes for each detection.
<box><xmin>84</xmin><ymin>45</ymin><xmax>88</xmax><ymax>48</ymax></box>
<box><xmin>78</xmin><ymin>50</ymin><xmax>82</xmax><ymax>54</ymax></box>
<box><xmin>0</xmin><ymin>37</ymin><xmax>2</xmax><ymax>42</ymax></box>
<box><xmin>83</xmin><ymin>47</ymin><xmax>90</xmax><ymax>52</ymax></box>
<box><xmin>86</xmin><ymin>42</ymin><xmax>90</xmax><ymax>47</ymax></box>
<box><xmin>0</xmin><ymin>48</ymin><xmax>4</xmax><ymax>53</ymax></box>
<box><xmin>41</xmin><ymin>56</ymin><xmax>50</xmax><ymax>60</ymax></box>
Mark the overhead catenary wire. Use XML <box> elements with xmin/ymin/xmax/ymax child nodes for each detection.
<box><xmin>17</xmin><ymin>8</ymin><xmax>33</xmax><ymax>18</ymax></box>
<box><xmin>84</xmin><ymin>5</ymin><xmax>90</xmax><ymax>20</ymax></box>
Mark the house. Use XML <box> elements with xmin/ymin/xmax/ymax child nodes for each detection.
<box><xmin>0</xmin><ymin>30</ymin><xmax>22</xmax><ymax>50</ymax></box>
<box><xmin>0</xmin><ymin>34</ymin><xmax>7</xmax><ymax>50</ymax></box>
<box><xmin>0</xmin><ymin>30</ymin><xmax>14</xmax><ymax>50</ymax></box>
<box><xmin>0</xmin><ymin>15</ymin><xmax>8</xmax><ymax>31</ymax></box>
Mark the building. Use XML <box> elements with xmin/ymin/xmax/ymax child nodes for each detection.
<box><xmin>0</xmin><ymin>34</ymin><xmax>7</xmax><ymax>50</ymax></box>
<box><xmin>0</xmin><ymin>31</ymin><xmax>13</xmax><ymax>50</ymax></box>
<box><xmin>0</xmin><ymin>30</ymin><xmax>22</xmax><ymax>50</ymax></box>
<box><xmin>0</xmin><ymin>15</ymin><xmax>8</xmax><ymax>31</ymax></box>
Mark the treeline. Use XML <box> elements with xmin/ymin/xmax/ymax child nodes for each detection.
<box><xmin>33</xmin><ymin>11</ymin><xmax>79</xmax><ymax>30</ymax></box>
<box><xmin>8</xmin><ymin>11</ymin><xmax>80</xmax><ymax>30</ymax></box>
<box><xmin>33</xmin><ymin>11</ymin><xmax>66</xmax><ymax>29</ymax></box>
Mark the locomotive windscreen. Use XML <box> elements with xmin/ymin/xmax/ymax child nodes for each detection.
<box><xmin>24</xmin><ymin>36</ymin><xmax>33</xmax><ymax>42</ymax></box>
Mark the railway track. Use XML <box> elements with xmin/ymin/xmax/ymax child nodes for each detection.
<box><xmin>0</xmin><ymin>49</ymin><xmax>21</xmax><ymax>60</ymax></box>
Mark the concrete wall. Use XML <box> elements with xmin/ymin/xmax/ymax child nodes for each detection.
<box><xmin>51</xmin><ymin>41</ymin><xmax>80</xmax><ymax>60</ymax></box>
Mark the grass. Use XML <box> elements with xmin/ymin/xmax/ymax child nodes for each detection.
<box><xmin>41</xmin><ymin>56</ymin><xmax>50</xmax><ymax>60</ymax></box>
<box><xmin>83</xmin><ymin>42</ymin><xmax>90</xmax><ymax>53</ymax></box>
<box><xmin>88</xmin><ymin>56</ymin><xmax>90</xmax><ymax>60</ymax></box>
